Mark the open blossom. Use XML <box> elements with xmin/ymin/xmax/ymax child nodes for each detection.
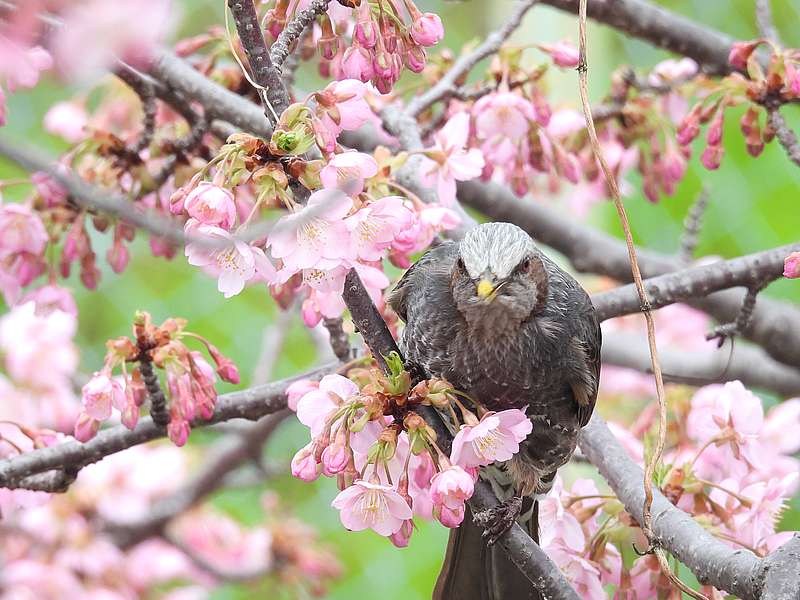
<box><xmin>421</xmin><ymin>113</ymin><xmax>485</xmax><ymax>205</ymax></box>
<box><xmin>43</xmin><ymin>101</ymin><xmax>88</xmax><ymax>143</ymax></box>
<box><xmin>315</xmin><ymin>79</ymin><xmax>373</xmax><ymax>135</ymax></box>
<box><xmin>53</xmin><ymin>0</ymin><xmax>175</xmax><ymax>80</ymax></box>
<box><xmin>331</xmin><ymin>480</ymin><xmax>413</xmax><ymax>536</ymax></box>
<box><xmin>185</xmin><ymin>221</ymin><xmax>276</xmax><ymax>298</ymax></box>
<box><xmin>269</xmin><ymin>188</ymin><xmax>353</xmax><ymax>271</ymax></box>
<box><xmin>451</xmin><ymin>409</ymin><xmax>532</xmax><ymax>468</ymax></box>
<box><xmin>0</xmin><ymin>39</ymin><xmax>52</xmax><ymax>92</ymax></box>
<box><xmin>286</xmin><ymin>379</ymin><xmax>319</xmax><ymax>412</ymax></box>
<box><xmin>292</xmin><ymin>442</ymin><xmax>321</xmax><ymax>482</ymax></box>
<box><xmin>183</xmin><ymin>182</ymin><xmax>237</xmax><ymax>229</ymax></box>
<box><xmin>784</xmin><ymin>251</ymin><xmax>800</xmax><ymax>278</ymax></box>
<box><xmin>430</xmin><ymin>466</ymin><xmax>474</xmax><ymax>512</ymax></box>
<box><xmin>80</xmin><ymin>372</ymin><xmax>125</xmax><ymax>421</ymax></box>
<box><xmin>0</xmin><ymin>302</ymin><xmax>78</xmax><ymax>388</ymax></box>
<box><xmin>345</xmin><ymin>196</ymin><xmax>414</xmax><ymax>261</ymax></box>
<box><xmin>320</xmin><ymin>151</ymin><xmax>378</xmax><ymax>196</ymax></box>
<box><xmin>296</xmin><ymin>374</ymin><xmax>358</xmax><ymax>437</ymax></box>
<box><xmin>0</xmin><ymin>202</ymin><xmax>48</xmax><ymax>257</ymax></box>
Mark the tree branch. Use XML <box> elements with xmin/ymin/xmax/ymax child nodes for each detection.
<box><xmin>227</xmin><ymin>0</ymin><xmax>291</xmax><ymax>119</ymax></box>
<box><xmin>269</xmin><ymin>0</ymin><xmax>331</xmax><ymax>68</ymax></box>
<box><xmin>602</xmin><ymin>332</ymin><xmax>800</xmax><ymax>398</ymax></box>
<box><xmin>405</xmin><ymin>0</ymin><xmax>539</xmax><ymax>117</ymax></box>
<box><xmin>539</xmin><ymin>0</ymin><xmax>736</xmax><ymax>75</ymax></box>
<box><xmin>591</xmin><ymin>243</ymin><xmax>798</xmax><ymax>321</ymax></box>
<box><xmin>0</xmin><ymin>364</ymin><xmax>335</xmax><ymax>490</ymax></box>
<box><xmin>457</xmin><ymin>179</ymin><xmax>800</xmax><ymax>369</ymax></box>
<box><xmin>579</xmin><ymin>414</ymin><xmax>764</xmax><ymax>600</ymax></box>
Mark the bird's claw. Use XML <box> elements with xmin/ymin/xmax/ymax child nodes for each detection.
<box><xmin>474</xmin><ymin>495</ymin><xmax>523</xmax><ymax>546</ymax></box>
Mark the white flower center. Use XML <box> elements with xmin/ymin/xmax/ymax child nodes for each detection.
<box><xmin>300</xmin><ymin>218</ymin><xmax>327</xmax><ymax>248</ymax></box>
<box><xmin>474</xmin><ymin>427</ymin><xmax>502</xmax><ymax>458</ymax></box>
<box><xmin>216</xmin><ymin>247</ymin><xmax>246</xmax><ymax>275</ymax></box>
<box><xmin>356</xmin><ymin>488</ymin><xmax>389</xmax><ymax>525</ymax></box>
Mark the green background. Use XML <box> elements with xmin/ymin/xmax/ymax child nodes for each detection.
<box><xmin>1</xmin><ymin>1</ymin><xmax>798</xmax><ymax>598</ymax></box>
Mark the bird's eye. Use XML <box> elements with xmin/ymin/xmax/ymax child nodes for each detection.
<box><xmin>519</xmin><ymin>258</ymin><xmax>530</xmax><ymax>271</ymax></box>
<box><xmin>456</xmin><ymin>257</ymin><xmax>465</xmax><ymax>270</ymax></box>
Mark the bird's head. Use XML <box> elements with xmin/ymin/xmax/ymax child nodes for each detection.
<box><xmin>452</xmin><ymin>222</ymin><xmax>548</xmax><ymax>327</ymax></box>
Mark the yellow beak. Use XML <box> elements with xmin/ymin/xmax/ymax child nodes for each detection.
<box><xmin>476</xmin><ymin>279</ymin><xmax>495</xmax><ymax>300</ymax></box>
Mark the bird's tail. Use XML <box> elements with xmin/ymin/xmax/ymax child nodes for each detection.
<box><xmin>433</xmin><ymin>500</ymin><xmax>541</xmax><ymax>600</ymax></box>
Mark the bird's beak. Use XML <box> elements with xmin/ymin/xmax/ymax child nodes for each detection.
<box><xmin>476</xmin><ymin>279</ymin><xmax>496</xmax><ymax>300</ymax></box>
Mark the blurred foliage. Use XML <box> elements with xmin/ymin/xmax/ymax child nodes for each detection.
<box><xmin>0</xmin><ymin>1</ymin><xmax>798</xmax><ymax>598</ymax></box>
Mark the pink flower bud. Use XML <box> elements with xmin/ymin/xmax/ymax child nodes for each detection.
<box><xmin>405</xmin><ymin>45</ymin><xmax>427</xmax><ymax>74</ymax></box>
<box><xmin>341</xmin><ymin>44</ymin><xmax>374</xmax><ymax>83</ymax></box>
<box><xmin>436</xmin><ymin>503</ymin><xmax>465</xmax><ymax>528</ymax></box>
<box><xmin>168</xmin><ymin>417</ymin><xmax>191</xmax><ymax>446</ymax></box>
<box><xmin>540</xmin><ymin>41</ymin><xmax>580</xmax><ymax>68</ymax></box>
<box><xmin>31</xmin><ymin>171</ymin><xmax>67</xmax><ymax>207</ymax></box>
<box><xmin>321</xmin><ymin>438</ymin><xmax>350</xmax><ymax>476</ymax></box>
<box><xmin>390</xmin><ymin>519</ymin><xmax>414</xmax><ymax>548</ymax></box>
<box><xmin>74</xmin><ymin>412</ymin><xmax>100</xmax><ymax>442</ymax></box>
<box><xmin>728</xmin><ymin>40</ymin><xmax>763</xmax><ymax>71</ymax></box>
<box><xmin>700</xmin><ymin>144</ymin><xmax>724</xmax><ymax>170</ymax></box>
<box><xmin>410</xmin><ymin>13</ymin><xmax>444</xmax><ymax>47</ymax></box>
<box><xmin>43</xmin><ymin>101</ymin><xmax>88</xmax><ymax>143</ymax></box>
<box><xmin>785</xmin><ymin>60</ymin><xmax>800</xmax><ymax>96</ymax></box>
<box><xmin>107</xmin><ymin>238</ymin><xmax>129</xmax><ymax>274</ymax></box>
<box><xmin>121</xmin><ymin>399</ymin><xmax>139</xmax><ymax>430</ymax></box>
<box><xmin>706</xmin><ymin>108</ymin><xmax>725</xmax><ymax>146</ymax></box>
<box><xmin>355</xmin><ymin>16</ymin><xmax>378</xmax><ymax>49</ymax></box>
<box><xmin>292</xmin><ymin>442</ymin><xmax>321</xmax><ymax>482</ymax></box>
<box><xmin>430</xmin><ymin>465</ymin><xmax>474</xmax><ymax>510</ymax></box>
<box><xmin>784</xmin><ymin>252</ymin><xmax>800</xmax><ymax>278</ymax></box>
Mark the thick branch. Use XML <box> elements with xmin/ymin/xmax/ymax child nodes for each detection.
<box><xmin>602</xmin><ymin>333</ymin><xmax>800</xmax><ymax>398</ymax></box>
<box><xmin>227</xmin><ymin>0</ymin><xmax>291</xmax><ymax>118</ymax></box>
<box><xmin>458</xmin><ymin>180</ymin><xmax>800</xmax><ymax>369</ymax></box>
<box><xmin>539</xmin><ymin>0</ymin><xmax>735</xmax><ymax>75</ymax></box>
<box><xmin>579</xmin><ymin>415</ymin><xmax>761</xmax><ymax>599</ymax></box>
<box><xmin>591</xmin><ymin>243</ymin><xmax>798</xmax><ymax>321</ymax></box>
<box><xmin>150</xmin><ymin>51</ymin><xmax>273</xmax><ymax>138</ymax></box>
<box><xmin>405</xmin><ymin>0</ymin><xmax>539</xmax><ymax>117</ymax></box>
<box><xmin>0</xmin><ymin>364</ymin><xmax>335</xmax><ymax>489</ymax></box>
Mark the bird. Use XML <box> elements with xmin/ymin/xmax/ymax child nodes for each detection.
<box><xmin>388</xmin><ymin>221</ymin><xmax>601</xmax><ymax>600</ymax></box>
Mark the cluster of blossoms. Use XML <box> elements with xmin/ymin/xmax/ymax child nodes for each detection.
<box><xmin>677</xmin><ymin>39</ymin><xmax>800</xmax><ymax>171</ymax></box>
<box><xmin>513</xmin><ymin>379</ymin><xmax>800</xmax><ymax>599</ymax></box>
<box><xmin>264</xmin><ymin>0</ymin><xmax>444</xmax><ymax>93</ymax></box>
<box><xmin>75</xmin><ymin>311</ymin><xmax>239</xmax><ymax>446</ymax></box>
<box><xmin>288</xmin><ymin>354</ymin><xmax>531</xmax><ymax>544</ymax></box>
<box><xmin>176</xmin><ymin>78</ymin><xmax>464</xmax><ymax>325</ymax></box>
<box><xmin>0</xmin><ymin>442</ymin><xmax>341</xmax><ymax>599</ymax></box>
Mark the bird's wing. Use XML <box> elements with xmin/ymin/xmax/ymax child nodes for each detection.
<box><xmin>565</xmin><ymin>278</ymin><xmax>602</xmax><ymax>427</ymax></box>
<box><xmin>387</xmin><ymin>241</ymin><xmax>456</xmax><ymax>323</ymax></box>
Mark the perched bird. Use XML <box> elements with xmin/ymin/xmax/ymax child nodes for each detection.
<box><xmin>389</xmin><ymin>222</ymin><xmax>601</xmax><ymax>600</ymax></box>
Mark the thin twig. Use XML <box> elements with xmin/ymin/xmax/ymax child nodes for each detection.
<box><xmin>705</xmin><ymin>282</ymin><xmax>766</xmax><ymax>346</ymax></box>
<box><xmin>269</xmin><ymin>0</ymin><xmax>331</xmax><ymax>68</ymax></box>
<box><xmin>322</xmin><ymin>317</ymin><xmax>353</xmax><ymax>362</ymax></box>
<box><xmin>755</xmin><ymin>0</ymin><xmax>779</xmax><ymax>46</ymax></box>
<box><xmin>575</xmin><ymin>1</ymin><xmax>697</xmax><ymax>597</ymax></box>
<box><xmin>678</xmin><ymin>188</ymin><xmax>710</xmax><ymax>263</ymax></box>
<box><xmin>405</xmin><ymin>0</ymin><xmax>539</xmax><ymax>117</ymax></box>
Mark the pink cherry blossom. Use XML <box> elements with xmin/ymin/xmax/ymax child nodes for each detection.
<box><xmin>74</xmin><ymin>412</ymin><xmax>101</xmax><ymax>442</ymax></box>
<box><xmin>437</xmin><ymin>503</ymin><xmax>465</xmax><ymax>528</ymax></box>
<box><xmin>183</xmin><ymin>182</ymin><xmax>237</xmax><ymax>229</ymax></box>
<box><xmin>296</xmin><ymin>373</ymin><xmax>358</xmax><ymax>437</ymax></box>
<box><xmin>451</xmin><ymin>409</ymin><xmax>533</xmax><ymax>468</ymax></box>
<box><xmin>784</xmin><ymin>251</ymin><xmax>800</xmax><ymax>278</ymax></box>
<box><xmin>331</xmin><ymin>479</ymin><xmax>413</xmax><ymax>536</ymax></box>
<box><xmin>185</xmin><ymin>221</ymin><xmax>276</xmax><ymax>298</ymax></box>
<box><xmin>410</xmin><ymin>13</ymin><xmax>444</xmax><ymax>47</ymax></box>
<box><xmin>421</xmin><ymin>112</ymin><xmax>485</xmax><ymax>205</ymax></box>
<box><xmin>286</xmin><ymin>379</ymin><xmax>319</xmax><ymax>412</ymax></box>
<box><xmin>320</xmin><ymin>151</ymin><xmax>378</xmax><ymax>196</ymax></box>
<box><xmin>341</xmin><ymin>44</ymin><xmax>374</xmax><ymax>83</ymax></box>
<box><xmin>430</xmin><ymin>465</ymin><xmax>474</xmax><ymax>510</ymax></box>
<box><xmin>269</xmin><ymin>188</ymin><xmax>354</xmax><ymax>271</ymax></box>
<box><xmin>473</xmin><ymin>92</ymin><xmax>536</xmax><ymax>143</ymax></box>
<box><xmin>648</xmin><ymin>57</ymin><xmax>699</xmax><ymax>86</ymax></box>
<box><xmin>762</xmin><ymin>398</ymin><xmax>800</xmax><ymax>454</ymax></box>
<box><xmin>0</xmin><ymin>38</ymin><xmax>52</xmax><ymax>92</ymax></box>
<box><xmin>0</xmin><ymin>301</ymin><xmax>78</xmax><ymax>388</ymax></box>
<box><xmin>389</xmin><ymin>519</ymin><xmax>414</xmax><ymax>547</ymax></box>
<box><xmin>0</xmin><ymin>202</ymin><xmax>48</xmax><ymax>257</ymax></box>
<box><xmin>53</xmin><ymin>0</ymin><xmax>175</xmax><ymax>80</ymax></box>
<box><xmin>44</xmin><ymin>101</ymin><xmax>89</xmax><ymax>143</ymax></box>
<box><xmin>316</xmin><ymin>79</ymin><xmax>373</xmax><ymax>135</ymax></box>
<box><xmin>21</xmin><ymin>284</ymin><xmax>78</xmax><ymax>316</ymax></box>
<box><xmin>539</xmin><ymin>41</ymin><xmax>580</xmax><ymax>68</ymax></box>
<box><xmin>81</xmin><ymin>372</ymin><xmax>126</xmax><ymax>421</ymax></box>
<box><xmin>32</xmin><ymin>170</ymin><xmax>68</xmax><ymax>207</ymax></box>
<box><xmin>345</xmin><ymin>196</ymin><xmax>414</xmax><ymax>261</ymax></box>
